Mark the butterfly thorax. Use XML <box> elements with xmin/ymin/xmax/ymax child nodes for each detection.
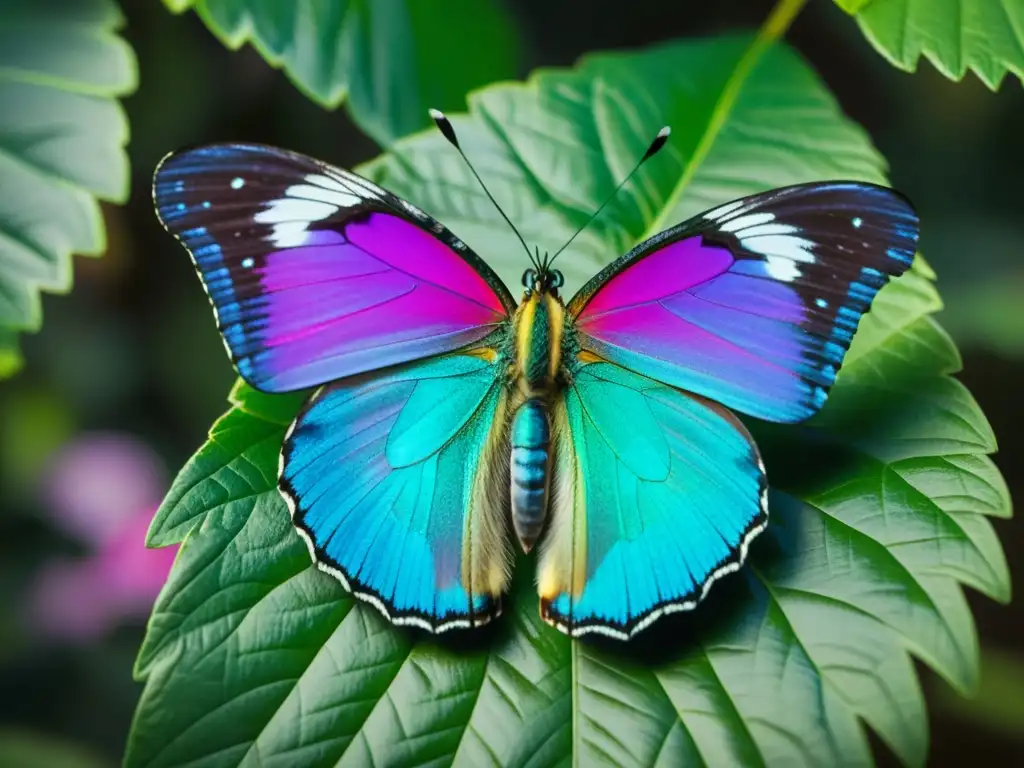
<box><xmin>513</xmin><ymin>289</ymin><xmax>566</xmax><ymax>398</ymax></box>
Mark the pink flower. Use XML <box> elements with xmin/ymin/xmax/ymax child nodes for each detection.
<box><xmin>29</xmin><ymin>433</ymin><xmax>179</xmax><ymax>641</ymax></box>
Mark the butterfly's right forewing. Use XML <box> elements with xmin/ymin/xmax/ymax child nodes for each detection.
<box><xmin>154</xmin><ymin>143</ymin><xmax>516</xmax><ymax>393</ymax></box>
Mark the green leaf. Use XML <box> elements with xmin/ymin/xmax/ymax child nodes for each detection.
<box><xmin>940</xmin><ymin>270</ymin><xmax>1024</xmax><ymax>357</ymax></box>
<box><xmin>128</xmin><ymin>34</ymin><xmax>1011</xmax><ymax>768</ymax></box>
<box><xmin>835</xmin><ymin>0</ymin><xmax>1024</xmax><ymax>88</ymax></box>
<box><xmin>0</xmin><ymin>729</ymin><xmax>111</xmax><ymax>768</ymax></box>
<box><xmin>0</xmin><ymin>0</ymin><xmax>136</xmax><ymax>377</ymax></box>
<box><xmin>164</xmin><ymin>0</ymin><xmax>518</xmax><ymax>146</ymax></box>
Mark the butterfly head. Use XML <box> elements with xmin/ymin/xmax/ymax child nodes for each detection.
<box><xmin>522</xmin><ymin>264</ymin><xmax>564</xmax><ymax>299</ymax></box>
<box><xmin>428</xmin><ymin>108</ymin><xmax>671</xmax><ymax>306</ymax></box>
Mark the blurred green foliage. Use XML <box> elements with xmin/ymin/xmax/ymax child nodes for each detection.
<box><xmin>0</xmin><ymin>0</ymin><xmax>135</xmax><ymax>378</ymax></box>
<box><xmin>164</xmin><ymin>0</ymin><xmax>520</xmax><ymax>146</ymax></box>
<box><xmin>0</xmin><ymin>729</ymin><xmax>111</xmax><ymax>768</ymax></box>
<box><xmin>942</xmin><ymin>275</ymin><xmax>1024</xmax><ymax>358</ymax></box>
<box><xmin>937</xmin><ymin>646</ymin><xmax>1024</xmax><ymax>739</ymax></box>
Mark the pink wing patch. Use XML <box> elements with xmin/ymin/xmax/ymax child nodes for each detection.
<box><xmin>250</xmin><ymin>215</ymin><xmax>507</xmax><ymax>390</ymax></box>
<box><xmin>349</xmin><ymin>214</ymin><xmax>505</xmax><ymax>310</ymax></box>
<box><xmin>581</xmin><ymin>237</ymin><xmax>733</xmax><ymax>315</ymax></box>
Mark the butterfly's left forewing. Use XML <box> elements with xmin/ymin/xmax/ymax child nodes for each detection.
<box><xmin>281</xmin><ymin>348</ymin><xmax>514</xmax><ymax>631</ymax></box>
<box><xmin>154</xmin><ymin>143</ymin><xmax>515</xmax><ymax>393</ymax></box>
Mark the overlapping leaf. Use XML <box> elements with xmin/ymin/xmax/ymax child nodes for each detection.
<box><xmin>129</xmin><ymin>34</ymin><xmax>1011</xmax><ymax>768</ymax></box>
<box><xmin>0</xmin><ymin>0</ymin><xmax>135</xmax><ymax>377</ymax></box>
<box><xmin>835</xmin><ymin>0</ymin><xmax>1024</xmax><ymax>88</ymax></box>
<box><xmin>163</xmin><ymin>0</ymin><xmax>518</xmax><ymax>146</ymax></box>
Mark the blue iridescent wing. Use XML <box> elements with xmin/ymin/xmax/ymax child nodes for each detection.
<box><xmin>154</xmin><ymin>143</ymin><xmax>514</xmax><ymax>393</ymax></box>
<box><xmin>538</xmin><ymin>360</ymin><xmax>767</xmax><ymax>638</ymax></box>
<box><xmin>568</xmin><ymin>182</ymin><xmax>919</xmax><ymax>423</ymax></box>
<box><xmin>281</xmin><ymin>348</ymin><xmax>514</xmax><ymax>631</ymax></box>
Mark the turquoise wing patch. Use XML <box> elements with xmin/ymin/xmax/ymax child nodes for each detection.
<box><xmin>280</xmin><ymin>350</ymin><xmax>513</xmax><ymax>632</ymax></box>
<box><xmin>538</xmin><ymin>361</ymin><xmax>768</xmax><ymax>639</ymax></box>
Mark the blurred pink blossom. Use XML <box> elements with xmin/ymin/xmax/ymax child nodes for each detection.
<box><xmin>42</xmin><ymin>433</ymin><xmax>166</xmax><ymax>545</ymax></box>
<box><xmin>29</xmin><ymin>432</ymin><xmax>178</xmax><ymax>641</ymax></box>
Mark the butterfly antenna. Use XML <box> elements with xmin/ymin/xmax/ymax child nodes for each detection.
<box><xmin>429</xmin><ymin>109</ymin><xmax>539</xmax><ymax>270</ymax></box>
<box><xmin>546</xmin><ymin>126</ymin><xmax>671</xmax><ymax>268</ymax></box>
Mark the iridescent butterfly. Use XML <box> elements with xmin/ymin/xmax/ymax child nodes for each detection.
<box><xmin>153</xmin><ymin>110</ymin><xmax>919</xmax><ymax>639</ymax></box>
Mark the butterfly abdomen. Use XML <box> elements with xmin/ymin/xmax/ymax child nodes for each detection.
<box><xmin>509</xmin><ymin>398</ymin><xmax>552</xmax><ymax>553</ymax></box>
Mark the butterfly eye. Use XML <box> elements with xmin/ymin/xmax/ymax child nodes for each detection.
<box><xmin>522</xmin><ymin>268</ymin><xmax>537</xmax><ymax>290</ymax></box>
<box><xmin>551</xmin><ymin>270</ymin><xmax>564</xmax><ymax>289</ymax></box>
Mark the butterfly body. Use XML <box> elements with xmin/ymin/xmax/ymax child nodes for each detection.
<box><xmin>504</xmin><ymin>273</ymin><xmax>580</xmax><ymax>551</ymax></box>
<box><xmin>154</xmin><ymin>135</ymin><xmax>919</xmax><ymax>640</ymax></box>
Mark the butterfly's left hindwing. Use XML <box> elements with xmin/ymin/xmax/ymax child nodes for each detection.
<box><xmin>281</xmin><ymin>349</ymin><xmax>514</xmax><ymax>631</ymax></box>
<box><xmin>538</xmin><ymin>360</ymin><xmax>767</xmax><ymax>638</ymax></box>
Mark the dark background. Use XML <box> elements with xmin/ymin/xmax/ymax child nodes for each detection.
<box><xmin>0</xmin><ymin>0</ymin><xmax>1020</xmax><ymax>764</ymax></box>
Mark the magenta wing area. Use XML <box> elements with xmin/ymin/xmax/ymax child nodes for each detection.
<box><xmin>154</xmin><ymin>143</ymin><xmax>514</xmax><ymax>393</ymax></box>
<box><xmin>569</xmin><ymin>182</ymin><xmax>920</xmax><ymax>424</ymax></box>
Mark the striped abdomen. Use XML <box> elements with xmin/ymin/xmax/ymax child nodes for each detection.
<box><xmin>510</xmin><ymin>398</ymin><xmax>551</xmax><ymax>553</ymax></box>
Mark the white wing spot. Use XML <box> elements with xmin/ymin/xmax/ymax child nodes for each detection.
<box><xmin>736</xmin><ymin>222</ymin><xmax>798</xmax><ymax>239</ymax></box>
<box><xmin>255</xmin><ymin>199</ymin><xmax>336</xmax><ymax>224</ymax></box>
<box><xmin>703</xmin><ymin>200</ymin><xmax>745</xmax><ymax>221</ymax></box>
<box><xmin>765</xmin><ymin>256</ymin><xmax>801</xmax><ymax>282</ymax></box>
<box><xmin>304</xmin><ymin>172</ymin><xmax>376</xmax><ymax>204</ymax></box>
<box><xmin>326</xmin><ymin>169</ymin><xmax>386</xmax><ymax>198</ymax></box>
<box><xmin>266</xmin><ymin>222</ymin><xmax>312</xmax><ymax>248</ymax></box>
<box><xmin>230</xmin><ymin>177</ymin><xmax>245</xmax><ymax>190</ymax></box>
<box><xmin>815</xmin><ymin>297</ymin><xmax>828</xmax><ymax>309</ymax></box>
<box><xmin>852</xmin><ymin>216</ymin><xmax>864</xmax><ymax>228</ymax></box>
<box><xmin>286</xmin><ymin>181</ymin><xmax>359</xmax><ymax>208</ymax></box>
<box><xmin>742</xmin><ymin>234</ymin><xmax>817</xmax><ymax>263</ymax></box>
<box><xmin>241</xmin><ymin>257</ymin><xmax>255</xmax><ymax>268</ymax></box>
<box><xmin>720</xmin><ymin>212</ymin><xmax>775</xmax><ymax>233</ymax></box>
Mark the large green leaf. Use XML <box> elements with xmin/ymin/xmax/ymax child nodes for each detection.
<box><xmin>164</xmin><ymin>0</ymin><xmax>518</xmax><ymax>147</ymax></box>
<box><xmin>128</xmin><ymin>34</ymin><xmax>1011</xmax><ymax>768</ymax></box>
<box><xmin>0</xmin><ymin>0</ymin><xmax>136</xmax><ymax>378</ymax></box>
<box><xmin>835</xmin><ymin>0</ymin><xmax>1024</xmax><ymax>88</ymax></box>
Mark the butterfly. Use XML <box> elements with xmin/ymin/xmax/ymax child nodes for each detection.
<box><xmin>153</xmin><ymin>110</ymin><xmax>919</xmax><ymax>640</ymax></box>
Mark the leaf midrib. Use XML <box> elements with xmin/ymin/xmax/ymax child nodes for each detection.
<box><xmin>564</xmin><ymin>3</ymin><xmax>815</xmax><ymax>759</ymax></box>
